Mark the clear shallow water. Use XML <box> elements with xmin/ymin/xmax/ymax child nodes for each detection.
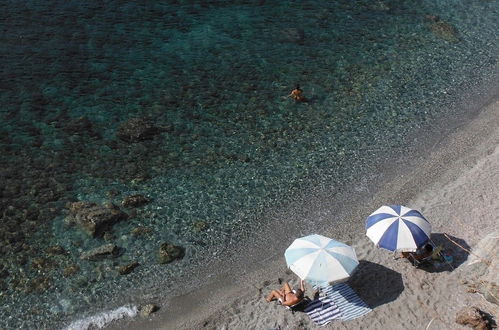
<box><xmin>0</xmin><ymin>0</ymin><xmax>498</xmax><ymax>328</ymax></box>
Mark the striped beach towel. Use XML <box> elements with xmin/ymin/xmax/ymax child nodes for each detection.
<box><xmin>303</xmin><ymin>294</ymin><xmax>341</xmax><ymax>326</ymax></box>
<box><xmin>321</xmin><ymin>283</ymin><xmax>372</xmax><ymax>321</ymax></box>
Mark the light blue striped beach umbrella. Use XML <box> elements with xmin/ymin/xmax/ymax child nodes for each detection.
<box><xmin>366</xmin><ymin>205</ymin><xmax>431</xmax><ymax>252</ymax></box>
<box><xmin>285</xmin><ymin>234</ymin><xmax>359</xmax><ymax>288</ymax></box>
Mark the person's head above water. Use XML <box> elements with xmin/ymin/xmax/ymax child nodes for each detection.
<box><xmin>295</xmin><ymin>84</ymin><xmax>301</xmax><ymax>90</ymax></box>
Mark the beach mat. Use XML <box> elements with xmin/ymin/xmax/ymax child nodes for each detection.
<box><xmin>321</xmin><ymin>283</ymin><xmax>372</xmax><ymax>321</ymax></box>
<box><xmin>303</xmin><ymin>294</ymin><xmax>342</xmax><ymax>326</ymax></box>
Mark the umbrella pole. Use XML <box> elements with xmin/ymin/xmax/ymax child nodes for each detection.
<box><xmin>443</xmin><ymin>233</ymin><xmax>490</xmax><ymax>266</ymax></box>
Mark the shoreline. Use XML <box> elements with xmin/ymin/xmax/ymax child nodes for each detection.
<box><xmin>104</xmin><ymin>78</ymin><xmax>499</xmax><ymax>329</ymax></box>
<box><xmin>2</xmin><ymin>1</ymin><xmax>498</xmax><ymax>327</ymax></box>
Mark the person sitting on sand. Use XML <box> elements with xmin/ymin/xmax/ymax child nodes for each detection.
<box><xmin>401</xmin><ymin>243</ymin><xmax>435</xmax><ymax>264</ymax></box>
<box><xmin>266</xmin><ymin>280</ymin><xmax>305</xmax><ymax>307</ymax></box>
<box><xmin>288</xmin><ymin>84</ymin><xmax>306</xmax><ymax>102</ymax></box>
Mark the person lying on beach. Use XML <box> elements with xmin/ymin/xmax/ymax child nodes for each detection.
<box><xmin>265</xmin><ymin>280</ymin><xmax>305</xmax><ymax>307</ymax></box>
<box><xmin>288</xmin><ymin>84</ymin><xmax>306</xmax><ymax>102</ymax></box>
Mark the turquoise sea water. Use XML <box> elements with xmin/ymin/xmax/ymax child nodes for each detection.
<box><xmin>1</xmin><ymin>0</ymin><xmax>498</xmax><ymax>328</ymax></box>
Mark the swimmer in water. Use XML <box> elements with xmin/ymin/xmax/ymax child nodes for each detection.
<box><xmin>288</xmin><ymin>84</ymin><xmax>305</xmax><ymax>102</ymax></box>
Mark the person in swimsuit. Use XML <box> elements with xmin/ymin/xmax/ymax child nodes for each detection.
<box><xmin>265</xmin><ymin>279</ymin><xmax>305</xmax><ymax>307</ymax></box>
<box><xmin>400</xmin><ymin>243</ymin><xmax>435</xmax><ymax>265</ymax></box>
<box><xmin>288</xmin><ymin>84</ymin><xmax>306</xmax><ymax>102</ymax></box>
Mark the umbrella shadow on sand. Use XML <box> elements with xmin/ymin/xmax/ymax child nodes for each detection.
<box><xmin>416</xmin><ymin>232</ymin><xmax>471</xmax><ymax>273</ymax></box>
<box><xmin>347</xmin><ymin>260</ymin><xmax>404</xmax><ymax>309</ymax></box>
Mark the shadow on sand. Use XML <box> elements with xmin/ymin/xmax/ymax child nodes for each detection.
<box><xmin>430</xmin><ymin>232</ymin><xmax>470</xmax><ymax>268</ymax></box>
<box><xmin>347</xmin><ymin>260</ymin><xmax>404</xmax><ymax>309</ymax></box>
<box><xmin>414</xmin><ymin>233</ymin><xmax>471</xmax><ymax>273</ymax></box>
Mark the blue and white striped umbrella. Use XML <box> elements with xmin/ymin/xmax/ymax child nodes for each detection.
<box><xmin>366</xmin><ymin>205</ymin><xmax>431</xmax><ymax>252</ymax></box>
<box><xmin>285</xmin><ymin>234</ymin><xmax>359</xmax><ymax>288</ymax></box>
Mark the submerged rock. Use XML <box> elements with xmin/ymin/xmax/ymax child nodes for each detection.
<box><xmin>80</xmin><ymin>244</ymin><xmax>118</xmax><ymax>260</ymax></box>
<box><xmin>63</xmin><ymin>264</ymin><xmax>80</xmax><ymax>277</ymax></box>
<box><xmin>427</xmin><ymin>16</ymin><xmax>459</xmax><ymax>42</ymax></box>
<box><xmin>279</xmin><ymin>28</ymin><xmax>305</xmax><ymax>45</ymax></box>
<box><xmin>192</xmin><ymin>220</ymin><xmax>208</xmax><ymax>232</ymax></box>
<box><xmin>0</xmin><ymin>264</ymin><xmax>10</xmax><ymax>280</ymax></box>
<box><xmin>118</xmin><ymin>261</ymin><xmax>140</xmax><ymax>275</ymax></box>
<box><xmin>122</xmin><ymin>194</ymin><xmax>150</xmax><ymax>208</ymax></box>
<box><xmin>31</xmin><ymin>257</ymin><xmax>56</xmax><ymax>272</ymax></box>
<box><xmin>27</xmin><ymin>276</ymin><xmax>52</xmax><ymax>293</ymax></box>
<box><xmin>62</xmin><ymin>116</ymin><xmax>99</xmax><ymax>138</ymax></box>
<box><xmin>46</xmin><ymin>245</ymin><xmax>67</xmax><ymax>256</ymax></box>
<box><xmin>158</xmin><ymin>243</ymin><xmax>185</xmax><ymax>264</ymax></box>
<box><xmin>131</xmin><ymin>226</ymin><xmax>153</xmax><ymax>237</ymax></box>
<box><xmin>0</xmin><ymin>279</ymin><xmax>7</xmax><ymax>292</ymax></box>
<box><xmin>117</xmin><ymin>118</ymin><xmax>159</xmax><ymax>142</ymax></box>
<box><xmin>103</xmin><ymin>232</ymin><xmax>116</xmax><ymax>241</ymax></box>
<box><xmin>370</xmin><ymin>0</ymin><xmax>390</xmax><ymax>11</ymax></box>
<box><xmin>14</xmin><ymin>276</ymin><xmax>52</xmax><ymax>293</ymax></box>
<box><xmin>65</xmin><ymin>201</ymin><xmax>128</xmax><ymax>237</ymax></box>
<box><xmin>107</xmin><ymin>189</ymin><xmax>120</xmax><ymax>198</ymax></box>
<box><xmin>139</xmin><ymin>304</ymin><xmax>158</xmax><ymax>317</ymax></box>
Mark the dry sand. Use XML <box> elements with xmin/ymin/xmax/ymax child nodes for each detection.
<box><xmin>108</xmin><ymin>92</ymin><xmax>499</xmax><ymax>330</ymax></box>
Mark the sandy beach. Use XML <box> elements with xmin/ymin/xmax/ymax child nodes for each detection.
<box><xmin>103</xmin><ymin>83</ymin><xmax>499</xmax><ymax>330</ymax></box>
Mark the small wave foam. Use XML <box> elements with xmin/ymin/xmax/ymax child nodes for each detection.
<box><xmin>64</xmin><ymin>305</ymin><xmax>138</xmax><ymax>330</ymax></box>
